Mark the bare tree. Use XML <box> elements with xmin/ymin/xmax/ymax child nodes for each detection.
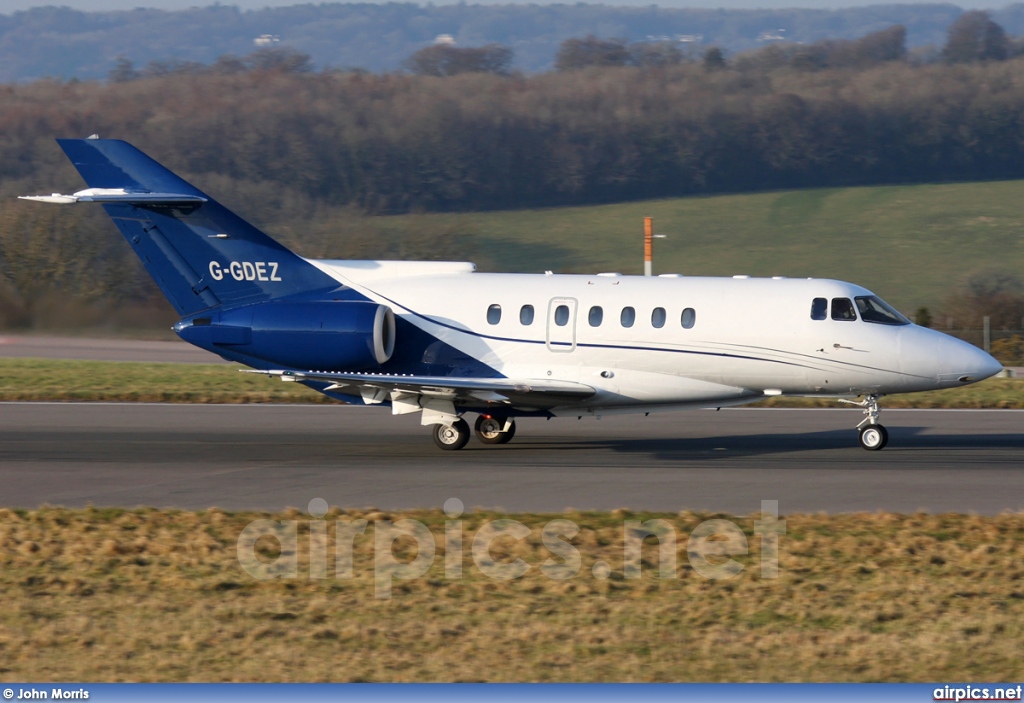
<box><xmin>942</xmin><ymin>11</ymin><xmax>1008</xmax><ymax>63</ymax></box>
<box><xmin>702</xmin><ymin>47</ymin><xmax>726</xmax><ymax>71</ymax></box>
<box><xmin>628</xmin><ymin>42</ymin><xmax>684</xmax><ymax>68</ymax></box>
<box><xmin>852</xmin><ymin>25</ymin><xmax>906</xmax><ymax>65</ymax></box>
<box><xmin>403</xmin><ymin>44</ymin><xmax>513</xmax><ymax>77</ymax></box>
<box><xmin>245</xmin><ymin>47</ymin><xmax>314</xmax><ymax>73</ymax></box>
<box><xmin>943</xmin><ymin>269</ymin><xmax>1024</xmax><ymax>329</ymax></box>
<box><xmin>555</xmin><ymin>36</ymin><xmax>630</xmax><ymax>71</ymax></box>
<box><xmin>108</xmin><ymin>56</ymin><xmax>139</xmax><ymax>83</ymax></box>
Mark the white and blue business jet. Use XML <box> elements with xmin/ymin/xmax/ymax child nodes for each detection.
<box><xmin>22</xmin><ymin>139</ymin><xmax>1002</xmax><ymax>451</ymax></box>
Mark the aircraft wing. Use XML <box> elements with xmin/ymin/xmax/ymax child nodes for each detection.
<box><xmin>244</xmin><ymin>369</ymin><xmax>596</xmax><ymax>411</ymax></box>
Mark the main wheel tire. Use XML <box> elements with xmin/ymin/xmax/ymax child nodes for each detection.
<box><xmin>496</xmin><ymin>419</ymin><xmax>516</xmax><ymax>444</ymax></box>
<box><xmin>474</xmin><ymin>415</ymin><xmax>516</xmax><ymax>445</ymax></box>
<box><xmin>859</xmin><ymin>424</ymin><xmax>888</xmax><ymax>451</ymax></box>
<box><xmin>433</xmin><ymin>419</ymin><xmax>470</xmax><ymax>451</ymax></box>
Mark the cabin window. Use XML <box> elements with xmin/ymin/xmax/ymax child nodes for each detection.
<box><xmin>554</xmin><ymin>304</ymin><xmax>570</xmax><ymax>326</ymax></box>
<box><xmin>620</xmin><ymin>306</ymin><xmax>635</xmax><ymax>328</ymax></box>
<box><xmin>520</xmin><ymin>305</ymin><xmax>535</xmax><ymax>325</ymax></box>
<box><xmin>588</xmin><ymin>306</ymin><xmax>604</xmax><ymax>327</ymax></box>
<box><xmin>831</xmin><ymin>298</ymin><xmax>857</xmax><ymax>321</ymax></box>
<box><xmin>652</xmin><ymin>307</ymin><xmax>666</xmax><ymax>328</ymax></box>
<box><xmin>487</xmin><ymin>304</ymin><xmax>502</xmax><ymax>325</ymax></box>
<box><xmin>811</xmin><ymin>298</ymin><xmax>827</xmax><ymax>321</ymax></box>
<box><xmin>855</xmin><ymin>296</ymin><xmax>910</xmax><ymax>326</ymax></box>
<box><xmin>681</xmin><ymin>308</ymin><xmax>696</xmax><ymax>329</ymax></box>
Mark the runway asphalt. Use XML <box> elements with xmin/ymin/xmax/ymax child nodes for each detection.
<box><xmin>1</xmin><ymin>403</ymin><xmax>1021</xmax><ymax>515</ymax></box>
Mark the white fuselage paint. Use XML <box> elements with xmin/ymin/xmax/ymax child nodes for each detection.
<box><xmin>308</xmin><ymin>259</ymin><xmax>1003</xmax><ymax>416</ymax></box>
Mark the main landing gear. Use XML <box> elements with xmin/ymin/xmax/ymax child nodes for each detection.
<box><xmin>431</xmin><ymin>415</ymin><xmax>517</xmax><ymax>451</ymax></box>
<box><xmin>432</xmin><ymin>419</ymin><xmax>470</xmax><ymax>451</ymax></box>
<box><xmin>474</xmin><ymin>415</ymin><xmax>516</xmax><ymax>445</ymax></box>
<box><xmin>839</xmin><ymin>394</ymin><xmax>888</xmax><ymax>451</ymax></box>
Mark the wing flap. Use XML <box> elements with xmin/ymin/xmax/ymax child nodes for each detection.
<box><xmin>244</xmin><ymin>369</ymin><xmax>596</xmax><ymax>404</ymax></box>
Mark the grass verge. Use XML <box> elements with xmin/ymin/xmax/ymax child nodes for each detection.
<box><xmin>1</xmin><ymin>357</ymin><xmax>1021</xmax><ymax>407</ymax></box>
<box><xmin>0</xmin><ymin>507</ymin><xmax>1022</xmax><ymax>682</ymax></box>
<box><xmin>0</xmin><ymin>358</ymin><xmax>330</xmax><ymax>404</ymax></box>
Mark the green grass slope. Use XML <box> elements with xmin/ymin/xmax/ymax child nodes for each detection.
<box><xmin>360</xmin><ymin>181</ymin><xmax>1024</xmax><ymax>312</ymax></box>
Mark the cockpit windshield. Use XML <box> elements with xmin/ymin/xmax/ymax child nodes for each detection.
<box><xmin>855</xmin><ymin>296</ymin><xmax>910</xmax><ymax>325</ymax></box>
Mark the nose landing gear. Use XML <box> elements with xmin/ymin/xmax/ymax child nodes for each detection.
<box><xmin>840</xmin><ymin>394</ymin><xmax>888</xmax><ymax>450</ymax></box>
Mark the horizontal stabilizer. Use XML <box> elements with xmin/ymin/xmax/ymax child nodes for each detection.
<box><xmin>19</xmin><ymin>188</ymin><xmax>207</xmax><ymax>205</ymax></box>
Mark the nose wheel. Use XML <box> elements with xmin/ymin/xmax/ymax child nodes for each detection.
<box><xmin>858</xmin><ymin>424</ymin><xmax>888</xmax><ymax>451</ymax></box>
<box><xmin>840</xmin><ymin>394</ymin><xmax>889</xmax><ymax>451</ymax></box>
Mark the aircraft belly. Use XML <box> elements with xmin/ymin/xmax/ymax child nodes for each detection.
<box><xmin>567</xmin><ymin>369</ymin><xmax>755</xmax><ymax>407</ymax></box>
<box><xmin>712</xmin><ymin>358</ymin><xmax>807</xmax><ymax>393</ymax></box>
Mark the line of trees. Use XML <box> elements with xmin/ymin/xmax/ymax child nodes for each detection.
<box><xmin>110</xmin><ymin>12</ymin><xmax>1024</xmax><ymax>82</ymax></box>
<box><xmin>8</xmin><ymin>18</ymin><xmax>1024</xmax><ymax>216</ymax></box>
<box><xmin>0</xmin><ymin>3</ymin><xmax>979</xmax><ymax>81</ymax></box>
<box><xmin>8</xmin><ymin>28</ymin><xmax>1024</xmax><ymax>215</ymax></box>
<box><xmin>400</xmin><ymin>11</ymin><xmax>1024</xmax><ymax>77</ymax></box>
<box><xmin>29</xmin><ymin>52</ymin><xmax>1023</xmax><ymax>215</ymax></box>
<box><xmin>108</xmin><ymin>48</ymin><xmax>315</xmax><ymax>83</ymax></box>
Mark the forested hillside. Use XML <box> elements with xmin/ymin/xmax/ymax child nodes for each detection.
<box><xmin>8</xmin><ymin>53</ymin><xmax>1024</xmax><ymax>213</ymax></box>
<box><xmin>0</xmin><ymin>2</ymin><xmax>989</xmax><ymax>80</ymax></box>
<box><xmin>3</xmin><ymin>18</ymin><xmax>1024</xmax><ymax>329</ymax></box>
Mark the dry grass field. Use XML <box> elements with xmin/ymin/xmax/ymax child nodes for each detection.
<box><xmin>1</xmin><ymin>507</ymin><xmax>1022</xmax><ymax>682</ymax></box>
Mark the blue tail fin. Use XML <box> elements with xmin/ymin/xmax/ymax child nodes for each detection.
<box><xmin>56</xmin><ymin>139</ymin><xmax>341</xmax><ymax>316</ymax></box>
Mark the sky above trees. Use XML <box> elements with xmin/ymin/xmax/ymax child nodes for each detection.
<box><xmin>1</xmin><ymin>0</ymin><xmax>1011</xmax><ymax>13</ymax></box>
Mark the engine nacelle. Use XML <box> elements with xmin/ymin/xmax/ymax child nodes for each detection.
<box><xmin>178</xmin><ymin>300</ymin><xmax>396</xmax><ymax>371</ymax></box>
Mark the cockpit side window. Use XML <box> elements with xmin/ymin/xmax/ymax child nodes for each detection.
<box><xmin>811</xmin><ymin>298</ymin><xmax>827</xmax><ymax>321</ymax></box>
<box><xmin>831</xmin><ymin>298</ymin><xmax>857</xmax><ymax>321</ymax></box>
<box><xmin>855</xmin><ymin>296</ymin><xmax>911</xmax><ymax>325</ymax></box>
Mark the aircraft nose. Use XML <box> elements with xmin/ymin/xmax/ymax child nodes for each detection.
<box><xmin>932</xmin><ymin>331</ymin><xmax>1003</xmax><ymax>385</ymax></box>
<box><xmin>974</xmin><ymin>346</ymin><xmax>1005</xmax><ymax>380</ymax></box>
<box><xmin>899</xmin><ymin>326</ymin><xmax>1004</xmax><ymax>390</ymax></box>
